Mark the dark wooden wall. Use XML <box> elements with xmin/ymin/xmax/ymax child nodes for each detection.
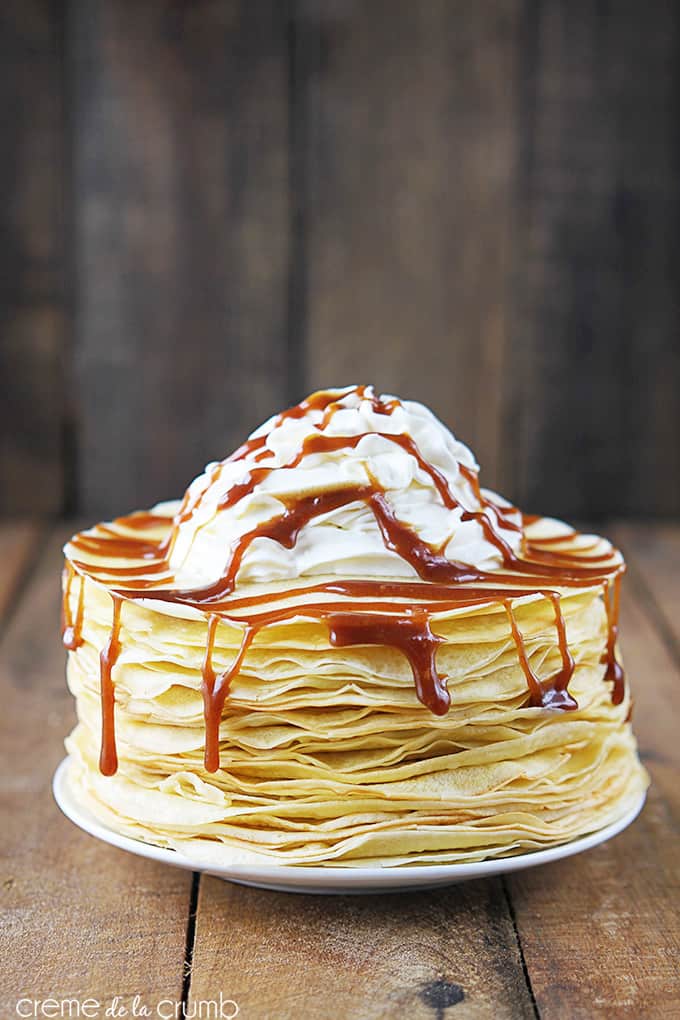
<box><xmin>2</xmin><ymin>0</ymin><xmax>679</xmax><ymax>521</ymax></box>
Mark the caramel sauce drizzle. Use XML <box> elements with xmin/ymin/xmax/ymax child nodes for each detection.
<box><xmin>329</xmin><ymin>610</ymin><xmax>449</xmax><ymax>715</ymax></box>
<box><xmin>214</xmin><ymin>428</ymin><xmax>477</xmax><ymax>518</ymax></box>
<box><xmin>503</xmin><ymin>595</ymin><xmax>577</xmax><ymax>712</ymax></box>
<box><xmin>528</xmin><ymin>529</ymin><xmax>577</xmax><ymax>545</ymax></box>
<box><xmin>503</xmin><ymin>601</ymin><xmax>544</xmax><ymax>708</ymax></box>
<box><xmin>61</xmin><ymin>563</ymin><xmax>85</xmax><ymax>650</ymax></box>
<box><xmin>458</xmin><ymin>464</ymin><xmax>522</xmax><ymax>536</ymax></box>
<box><xmin>547</xmin><ymin>592</ymin><xmax>577</xmax><ymax>704</ymax></box>
<box><xmin>201</xmin><ymin>616</ymin><xmax>255</xmax><ymax>772</ymax></box>
<box><xmin>99</xmin><ymin>595</ymin><xmax>123</xmax><ymax>776</ymax></box>
<box><xmin>602</xmin><ymin>573</ymin><xmax>625</xmax><ymax>705</ymax></box>
<box><xmin>63</xmin><ymin>387</ymin><xmax>627</xmax><ymax>774</ymax></box>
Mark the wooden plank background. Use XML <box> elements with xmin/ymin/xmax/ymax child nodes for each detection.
<box><xmin>0</xmin><ymin>1</ymin><xmax>66</xmax><ymax>515</ymax></box>
<box><xmin>1</xmin><ymin>0</ymin><xmax>679</xmax><ymax>520</ymax></box>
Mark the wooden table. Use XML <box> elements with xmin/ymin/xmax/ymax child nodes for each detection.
<box><xmin>2</xmin><ymin>521</ymin><xmax>679</xmax><ymax>1019</ymax></box>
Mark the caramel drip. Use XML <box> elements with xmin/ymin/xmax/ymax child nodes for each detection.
<box><xmin>62</xmin><ymin>567</ymin><xmax>85</xmax><ymax>651</ymax></box>
<box><xmin>200</xmin><ymin>616</ymin><xmax>255</xmax><ymax>772</ymax></box>
<box><xmin>328</xmin><ymin>610</ymin><xmax>449</xmax><ymax>715</ymax></box>
<box><xmin>200</xmin><ymin>615</ymin><xmax>220</xmax><ymax>770</ymax></box>
<box><xmin>318</xmin><ymin>389</ymin><xmax>360</xmax><ymax>429</ymax></box>
<box><xmin>61</xmin><ymin>564</ymin><xmax>75</xmax><ymax>645</ymax></box>
<box><xmin>60</xmin><ymin>562</ymin><xmax>74</xmax><ymax>636</ymax></box>
<box><xmin>460</xmin><ymin>504</ymin><xmax>519</xmax><ymax>564</ymax></box>
<box><xmin>503</xmin><ymin>596</ymin><xmax>578</xmax><ymax>711</ymax></box>
<box><xmin>458</xmin><ymin>463</ymin><xmax>484</xmax><ymax>504</ymax></box>
<box><xmin>459</xmin><ymin>464</ymin><xmax>522</xmax><ymax>534</ymax></box>
<box><xmin>602</xmin><ymin>574</ymin><xmax>625</xmax><ymax>705</ymax></box>
<box><xmin>228</xmin><ymin>434</ymin><xmax>267</xmax><ymax>463</ymax></box>
<box><xmin>372</xmin><ymin>491</ymin><xmax>616</xmax><ymax>588</ymax></box>
<box><xmin>217</xmin><ymin>469</ymin><xmax>271</xmax><ymax>511</ymax></box>
<box><xmin>369</xmin><ymin>492</ymin><xmax>484</xmax><ymax>584</ymax></box>
<box><xmin>503</xmin><ymin>601</ymin><xmax>544</xmax><ymax>708</ymax></box>
<box><xmin>363</xmin><ymin>390</ymin><xmax>401</xmax><ymax>417</ymax></box>
<box><xmin>545</xmin><ymin>592</ymin><xmax>577</xmax><ymax>708</ymax></box>
<box><xmin>99</xmin><ymin>595</ymin><xmax>123</xmax><ymax>776</ymax></box>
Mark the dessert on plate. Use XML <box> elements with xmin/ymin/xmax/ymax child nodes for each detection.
<box><xmin>62</xmin><ymin>385</ymin><xmax>648</xmax><ymax>867</ymax></box>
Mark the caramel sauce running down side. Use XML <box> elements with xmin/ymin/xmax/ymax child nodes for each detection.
<box><xmin>64</xmin><ymin>388</ymin><xmax>627</xmax><ymax>775</ymax></box>
<box><xmin>219</xmin><ymin>429</ymin><xmax>462</xmax><ymax>519</ymax></box>
<box><xmin>547</xmin><ymin>592</ymin><xmax>577</xmax><ymax>706</ymax></box>
<box><xmin>201</xmin><ymin>617</ymin><xmax>255</xmax><ymax>772</ymax></box>
<box><xmin>99</xmin><ymin>595</ymin><xmax>123</xmax><ymax>776</ymax></box>
<box><xmin>61</xmin><ymin>563</ymin><xmax>85</xmax><ymax>651</ymax></box>
<box><xmin>502</xmin><ymin>596</ymin><xmax>577</xmax><ymax>712</ymax></box>
<box><xmin>602</xmin><ymin>573</ymin><xmax>625</xmax><ymax>705</ymax></box>
<box><xmin>503</xmin><ymin>601</ymin><xmax>544</xmax><ymax>708</ymax></box>
<box><xmin>329</xmin><ymin>610</ymin><xmax>449</xmax><ymax>716</ymax></box>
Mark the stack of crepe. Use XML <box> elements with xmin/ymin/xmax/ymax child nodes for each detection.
<box><xmin>62</xmin><ymin>387</ymin><xmax>647</xmax><ymax>867</ymax></box>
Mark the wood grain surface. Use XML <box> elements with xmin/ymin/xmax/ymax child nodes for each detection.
<box><xmin>69</xmin><ymin>0</ymin><xmax>291</xmax><ymax>515</ymax></box>
<box><xmin>0</xmin><ymin>520</ymin><xmax>41</xmax><ymax>620</ymax></box>
<box><xmin>511</xmin><ymin>0</ymin><xmax>680</xmax><ymax>520</ymax></box>
<box><xmin>0</xmin><ymin>1</ymin><xmax>65</xmax><ymax>514</ymax></box>
<box><xmin>188</xmin><ymin>877</ymin><xmax>534</xmax><ymax>1020</ymax></box>
<box><xmin>299</xmin><ymin>0</ymin><xmax>522</xmax><ymax>496</ymax></box>
<box><xmin>1</xmin><ymin>520</ymin><xmax>679</xmax><ymax>1019</ymax></box>
<box><xmin>2</xmin><ymin>0</ymin><xmax>680</xmax><ymax>519</ymax></box>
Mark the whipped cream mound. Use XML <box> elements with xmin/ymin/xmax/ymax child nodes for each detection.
<box><xmin>169</xmin><ymin>386</ymin><xmax>523</xmax><ymax>590</ymax></box>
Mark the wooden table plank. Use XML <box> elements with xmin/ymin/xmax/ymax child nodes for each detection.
<box><xmin>615</xmin><ymin>522</ymin><xmax>680</xmax><ymax>654</ymax></box>
<box><xmin>0</xmin><ymin>520</ymin><xmax>41</xmax><ymax>621</ymax></box>
<box><xmin>504</xmin><ymin>523</ymin><xmax>680</xmax><ymax>1019</ymax></box>
<box><xmin>1</xmin><ymin>524</ymin><xmax>193</xmax><ymax>1016</ymax></box>
<box><xmin>188</xmin><ymin>877</ymin><xmax>535</xmax><ymax>1020</ymax></box>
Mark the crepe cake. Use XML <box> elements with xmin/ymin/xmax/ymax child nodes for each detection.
<box><xmin>61</xmin><ymin>386</ymin><xmax>648</xmax><ymax>867</ymax></box>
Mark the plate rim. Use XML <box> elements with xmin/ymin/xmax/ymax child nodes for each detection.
<box><xmin>52</xmin><ymin>756</ymin><xmax>646</xmax><ymax>893</ymax></box>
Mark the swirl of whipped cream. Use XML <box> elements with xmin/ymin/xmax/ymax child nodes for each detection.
<box><xmin>168</xmin><ymin>386</ymin><xmax>523</xmax><ymax>589</ymax></box>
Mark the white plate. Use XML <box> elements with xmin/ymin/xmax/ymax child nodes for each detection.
<box><xmin>53</xmin><ymin>757</ymin><xmax>646</xmax><ymax>895</ymax></box>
